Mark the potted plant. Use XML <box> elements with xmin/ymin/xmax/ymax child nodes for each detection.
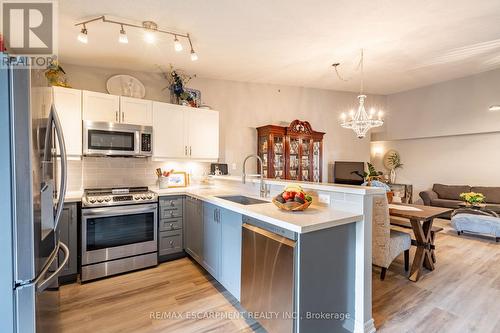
<box><xmin>352</xmin><ymin>163</ymin><xmax>394</xmax><ymax>202</ymax></box>
<box><xmin>385</xmin><ymin>151</ymin><xmax>403</xmax><ymax>184</ymax></box>
<box><xmin>459</xmin><ymin>192</ymin><xmax>485</xmax><ymax>207</ymax></box>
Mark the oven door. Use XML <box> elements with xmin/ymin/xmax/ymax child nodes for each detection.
<box><xmin>81</xmin><ymin>203</ymin><xmax>158</xmax><ymax>265</ymax></box>
<box><xmin>83</xmin><ymin>121</ymin><xmax>140</xmax><ymax>156</ymax></box>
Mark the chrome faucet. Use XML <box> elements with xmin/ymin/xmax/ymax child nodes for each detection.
<box><xmin>242</xmin><ymin>154</ymin><xmax>269</xmax><ymax>198</ymax></box>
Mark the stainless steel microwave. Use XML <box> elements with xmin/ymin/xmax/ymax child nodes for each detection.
<box><xmin>83</xmin><ymin>121</ymin><xmax>152</xmax><ymax>157</ymax></box>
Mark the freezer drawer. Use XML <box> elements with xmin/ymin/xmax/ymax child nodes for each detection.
<box><xmin>241</xmin><ymin>223</ymin><xmax>295</xmax><ymax>333</ymax></box>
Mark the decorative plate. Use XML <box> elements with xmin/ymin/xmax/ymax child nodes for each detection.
<box><xmin>106</xmin><ymin>75</ymin><xmax>146</xmax><ymax>98</ymax></box>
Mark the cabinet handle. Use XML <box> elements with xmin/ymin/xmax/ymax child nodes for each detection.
<box><xmin>213</xmin><ymin>209</ymin><xmax>216</xmax><ymax>222</ymax></box>
<box><xmin>169</xmin><ymin>223</ymin><xmax>174</xmax><ymax>229</ymax></box>
<box><xmin>170</xmin><ymin>200</ymin><xmax>174</xmax><ymax>206</ymax></box>
<box><xmin>115</xmin><ymin>111</ymin><xmax>118</xmax><ymax>122</ymax></box>
<box><xmin>169</xmin><ymin>240</ymin><xmax>174</xmax><ymax>247</ymax></box>
<box><xmin>189</xmin><ymin>146</ymin><xmax>192</xmax><ymax>156</ymax></box>
<box><xmin>185</xmin><ymin>146</ymin><xmax>188</xmax><ymax>156</ymax></box>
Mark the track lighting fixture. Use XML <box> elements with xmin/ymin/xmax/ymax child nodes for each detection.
<box><xmin>118</xmin><ymin>25</ymin><xmax>128</xmax><ymax>44</ymax></box>
<box><xmin>77</xmin><ymin>24</ymin><xmax>88</xmax><ymax>44</ymax></box>
<box><xmin>173</xmin><ymin>35</ymin><xmax>183</xmax><ymax>52</ymax></box>
<box><xmin>143</xmin><ymin>31</ymin><xmax>156</xmax><ymax>44</ymax></box>
<box><xmin>75</xmin><ymin>16</ymin><xmax>198</xmax><ymax>60</ymax></box>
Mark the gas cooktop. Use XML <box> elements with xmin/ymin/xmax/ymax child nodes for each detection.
<box><xmin>82</xmin><ymin>186</ymin><xmax>158</xmax><ymax>207</ymax></box>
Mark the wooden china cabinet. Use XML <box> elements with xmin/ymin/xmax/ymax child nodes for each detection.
<box><xmin>256</xmin><ymin>120</ymin><xmax>325</xmax><ymax>182</ymax></box>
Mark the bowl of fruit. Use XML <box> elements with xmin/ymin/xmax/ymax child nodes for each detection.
<box><xmin>273</xmin><ymin>184</ymin><xmax>313</xmax><ymax>211</ymax></box>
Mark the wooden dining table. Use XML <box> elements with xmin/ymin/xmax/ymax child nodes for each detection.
<box><xmin>389</xmin><ymin>203</ymin><xmax>452</xmax><ymax>282</ymax></box>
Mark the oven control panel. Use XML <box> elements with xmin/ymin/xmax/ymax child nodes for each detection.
<box><xmin>83</xmin><ymin>189</ymin><xmax>158</xmax><ymax>207</ymax></box>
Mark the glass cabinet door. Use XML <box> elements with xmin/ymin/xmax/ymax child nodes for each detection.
<box><xmin>300</xmin><ymin>138</ymin><xmax>312</xmax><ymax>181</ymax></box>
<box><xmin>258</xmin><ymin>136</ymin><xmax>269</xmax><ymax>177</ymax></box>
<box><xmin>288</xmin><ymin>137</ymin><xmax>299</xmax><ymax>180</ymax></box>
<box><xmin>272</xmin><ymin>135</ymin><xmax>284</xmax><ymax>179</ymax></box>
<box><xmin>313</xmin><ymin>141</ymin><xmax>321</xmax><ymax>182</ymax></box>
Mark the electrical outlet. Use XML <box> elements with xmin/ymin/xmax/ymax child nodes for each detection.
<box><xmin>318</xmin><ymin>193</ymin><xmax>330</xmax><ymax>205</ymax></box>
<box><xmin>231</xmin><ymin>163</ymin><xmax>237</xmax><ymax>170</ymax></box>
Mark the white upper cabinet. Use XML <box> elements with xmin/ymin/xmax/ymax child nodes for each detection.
<box><xmin>52</xmin><ymin>87</ymin><xmax>82</xmax><ymax>157</ymax></box>
<box><xmin>186</xmin><ymin>108</ymin><xmax>219</xmax><ymax>160</ymax></box>
<box><xmin>82</xmin><ymin>90</ymin><xmax>120</xmax><ymax>123</ymax></box>
<box><xmin>119</xmin><ymin>96</ymin><xmax>152</xmax><ymax>126</ymax></box>
<box><xmin>152</xmin><ymin>103</ymin><xmax>219</xmax><ymax>161</ymax></box>
<box><xmin>152</xmin><ymin>102</ymin><xmax>186</xmax><ymax>159</ymax></box>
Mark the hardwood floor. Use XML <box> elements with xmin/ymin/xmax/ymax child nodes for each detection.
<box><xmin>373</xmin><ymin>218</ymin><xmax>500</xmax><ymax>333</ymax></box>
<box><xmin>58</xmin><ymin>259</ymin><xmax>264</xmax><ymax>333</ymax></box>
<box><xmin>58</xmin><ymin>218</ymin><xmax>499</xmax><ymax>333</ymax></box>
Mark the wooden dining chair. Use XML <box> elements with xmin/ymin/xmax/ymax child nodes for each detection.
<box><xmin>372</xmin><ymin>195</ymin><xmax>411</xmax><ymax>280</ymax></box>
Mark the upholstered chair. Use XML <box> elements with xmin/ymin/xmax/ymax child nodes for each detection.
<box><xmin>372</xmin><ymin>195</ymin><xmax>411</xmax><ymax>280</ymax></box>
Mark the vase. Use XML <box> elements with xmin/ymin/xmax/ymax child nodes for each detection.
<box><xmin>389</xmin><ymin>169</ymin><xmax>396</xmax><ymax>184</ymax></box>
<box><xmin>386</xmin><ymin>191</ymin><xmax>394</xmax><ymax>203</ymax></box>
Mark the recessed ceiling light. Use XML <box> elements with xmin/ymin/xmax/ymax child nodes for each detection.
<box><xmin>489</xmin><ymin>105</ymin><xmax>500</xmax><ymax>111</ymax></box>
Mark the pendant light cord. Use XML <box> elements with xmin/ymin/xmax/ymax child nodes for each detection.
<box><xmin>359</xmin><ymin>49</ymin><xmax>364</xmax><ymax>95</ymax></box>
<box><xmin>332</xmin><ymin>48</ymin><xmax>364</xmax><ymax>93</ymax></box>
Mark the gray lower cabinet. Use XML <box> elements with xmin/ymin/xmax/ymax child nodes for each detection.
<box><xmin>57</xmin><ymin>202</ymin><xmax>78</xmax><ymax>282</ymax></box>
<box><xmin>184</xmin><ymin>197</ymin><xmax>242</xmax><ymax>300</ymax></box>
<box><xmin>184</xmin><ymin>196</ymin><xmax>203</xmax><ymax>263</ymax></box>
<box><xmin>202</xmin><ymin>203</ymin><xmax>221</xmax><ymax>278</ymax></box>
<box><xmin>158</xmin><ymin>196</ymin><xmax>184</xmax><ymax>261</ymax></box>
<box><xmin>219</xmin><ymin>208</ymin><xmax>242</xmax><ymax>300</ymax></box>
<box><xmin>200</xmin><ymin>203</ymin><xmax>242</xmax><ymax>300</ymax></box>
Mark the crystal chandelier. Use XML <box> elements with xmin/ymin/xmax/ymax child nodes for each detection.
<box><xmin>338</xmin><ymin>50</ymin><xmax>384</xmax><ymax>138</ymax></box>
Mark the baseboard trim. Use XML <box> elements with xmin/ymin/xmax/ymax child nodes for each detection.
<box><xmin>347</xmin><ymin>318</ymin><xmax>376</xmax><ymax>333</ymax></box>
<box><xmin>362</xmin><ymin>319</ymin><xmax>376</xmax><ymax>333</ymax></box>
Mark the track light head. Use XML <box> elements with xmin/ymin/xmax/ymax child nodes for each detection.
<box><xmin>174</xmin><ymin>35</ymin><xmax>183</xmax><ymax>52</ymax></box>
<box><xmin>119</xmin><ymin>25</ymin><xmax>128</xmax><ymax>44</ymax></box>
<box><xmin>77</xmin><ymin>25</ymin><xmax>88</xmax><ymax>44</ymax></box>
<box><xmin>190</xmin><ymin>49</ymin><xmax>198</xmax><ymax>61</ymax></box>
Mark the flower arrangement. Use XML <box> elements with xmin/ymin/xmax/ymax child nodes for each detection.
<box><xmin>45</xmin><ymin>60</ymin><xmax>71</xmax><ymax>87</ymax></box>
<box><xmin>459</xmin><ymin>192</ymin><xmax>485</xmax><ymax>206</ymax></box>
<box><xmin>159</xmin><ymin>64</ymin><xmax>198</xmax><ymax>107</ymax></box>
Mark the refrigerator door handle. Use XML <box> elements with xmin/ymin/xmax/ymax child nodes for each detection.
<box><xmin>51</xmin><ymin>104</ymin><xmax>67</xmax><ymax>231</ymax></box>
<box><xmin>35</xmin><ymin>241</ymin><xmax>69</xmax><ymax>292</ymax></box>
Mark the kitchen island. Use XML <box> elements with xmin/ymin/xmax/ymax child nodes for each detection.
<box><xmin>152</xmin><ymin>177</ymin><xmax>383</xmax><ymax>333</ymax></box>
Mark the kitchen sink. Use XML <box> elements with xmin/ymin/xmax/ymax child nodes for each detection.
<box><xmin>215</xmin><ymin>195</ymin><xmax>268</xmax><ymax>205</ymax></box>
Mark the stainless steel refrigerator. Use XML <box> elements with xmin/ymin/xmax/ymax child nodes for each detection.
<box><xmin>3</xmin><ymin>59</ymin><xmax>68</xmax><ymax>332</ymax></box>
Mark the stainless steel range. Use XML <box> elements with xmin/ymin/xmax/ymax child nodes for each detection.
<box><xmin>81</xmin><ymin>187</ymin><xmax>158</xmax><ymax>282</ymax></box>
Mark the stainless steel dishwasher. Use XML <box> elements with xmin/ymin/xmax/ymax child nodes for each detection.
<box><xmin>241</xmin><ymin>216</ymin><xmax>296</xmax><ymax>333</ymax></box>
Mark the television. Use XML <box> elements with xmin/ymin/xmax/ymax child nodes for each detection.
<box><xmin>333</xmin><ymin>161</ymin><xmax>365</xmax><ymax>185</ymax></box>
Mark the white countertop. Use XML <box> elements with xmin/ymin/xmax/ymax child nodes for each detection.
<box><xmin>65</xmin><ymin>190</ymin><xmax>83</xmax><ymax>203</ymax></box>
<box><xmin>211</xmin><ymin>175</ymin><xmax>385</xmax><ymax>195</ymax></box>
<box><xmin>152</xmin><ymin>186</ymin><xmax>363</xmax><ymax>234</ymax></box>
<box><xmin>64</xmin><ymin>184</ymin><xmax>365</xmax><ymax>234</ymax></box>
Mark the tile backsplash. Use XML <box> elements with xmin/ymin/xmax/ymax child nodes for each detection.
<box><xmin>67</xmin><ymin>157</ymin><xmax>210</xmax><ymax>191</ymax></box>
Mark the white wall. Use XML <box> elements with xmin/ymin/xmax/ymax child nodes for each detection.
<box><xmin>372</xmin><ymin>68</ymin><xmax>500</xmax><ymax>141</ymax></box>
<box><xmin>371</xmin><ymin>69</ymin><xmax>500</xmax><ymax>202</ymax></box>
<box><xmin>62</xmin><ymin>63</ymin><xmax>386</xmax><ymax>181</ymax></box>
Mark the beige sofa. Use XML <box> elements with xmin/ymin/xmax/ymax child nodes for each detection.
<box><xmin>420</xmin><ymin>184</ymin><xmax>500</xmax><ymax>218</ymax></box>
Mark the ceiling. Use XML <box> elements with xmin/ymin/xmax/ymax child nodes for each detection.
<box><xmin>58</xmin><ymin>0</ymin><xmax>500</xmax><ymax>95</ymax></box>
